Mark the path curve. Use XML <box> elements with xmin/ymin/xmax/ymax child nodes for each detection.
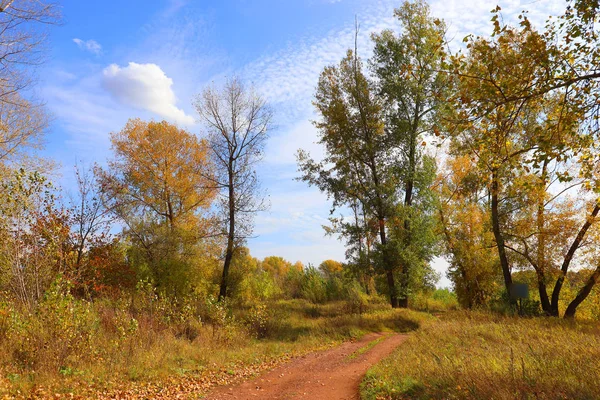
<box><xmin>205</xmin><ymin>332</ymin><xmax>408</xmax><ymax>400</ymax></box>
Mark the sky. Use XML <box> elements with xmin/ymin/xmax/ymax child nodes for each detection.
<box><xmin>37</xmin><ymin>0</ymin><xmax>566</xmax><ymax>288</ymax></box>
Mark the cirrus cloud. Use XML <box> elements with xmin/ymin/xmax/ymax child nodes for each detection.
<box><xmin>73</xmin><ymin>38</ymin><xmax>102</xmax><ymax>55</ymax></box>
<box><xmin>102</xmin><ymin>62</ymin><xmax>195</xmax><ymax>125</ymax></box>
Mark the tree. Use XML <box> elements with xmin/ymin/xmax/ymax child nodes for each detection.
<box><xmin>446</xmin><ymin>18</ymin><xmax>561</xmax><ymax>301</ymax></box>
<box><xmin>0</xmin><ymin>94</ymin><xmax>48</xmax><ymax>166</ymax></box>
<box><xmin>446</xmin><ymin>9</ymin><xmax>600</xmax><ymax>317</ymax></box>
<box><xmin>67</xmin><ymin>163</ymin><xmax>112</xmax><ymax>292</ymax></box>
<box><xmin>262</xmin><ymin>256</ymin><xmax>294</xmax><ymax>287</ymax></box>
<box><xmin>437</xmin><ymin>155</ymin><xmax>502</xmax><ymax>308</ymax></box>
<box><xmin>300</xmin><ymin>2</ymin><xmax>446</xmax><ymax>307</ymax></box>
<box><xmin>0</xmin><ymin>1</ymin><xmax>59</xmax><ymax>166</ymax></box>
<box><xmin>370</xmin><ymin>0</ymin><xmax>447</xmax><ymax>305</ymax></box>
<box><xmin>96</xmin><ymin>119</ymin><xmax>216</xmax><ymax>295</ymax></box>
<box><xmin>319</xmin><ymin>259</ymin><xmax>343</xmax><ymax>278</ymax></box>
<box><xmin>298</xmin><ymin>49</ymin><xmax>401</xmax><ymax>307</ymax></box>
<box><xmin>194</xmin><ymin>78</ymin><xmax>272</xmax><ymax>300</ymax></box>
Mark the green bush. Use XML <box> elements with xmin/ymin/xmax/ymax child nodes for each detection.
<box><xmin>301</xmin><ymin>267</ymin><xmax>327</xmax><ymax>304</ymax></box>
<box><xmin>345</xmin><ymin>283</ymin><xmax>370</xmax><ymax>314</ymax></box>
<box><xmin>411</xmin><ymin>288</ymin><xmax>459</xmax><ymax>312</ymax></box>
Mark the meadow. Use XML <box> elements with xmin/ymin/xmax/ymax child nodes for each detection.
<box><xmin>362</xmin><ymin>311</ymin><xmax>600</xmax><ymax>400</ymax></box>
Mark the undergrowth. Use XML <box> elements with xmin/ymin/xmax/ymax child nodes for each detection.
<box><xmin>0</xmin><ymin>286</ymin><xmax>425</xmax><ymax>398</ymax></box>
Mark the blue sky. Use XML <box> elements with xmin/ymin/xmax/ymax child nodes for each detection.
<box><xmin>37</xmin><ymin>0</ymin><xmax>565</xmax><ymax>288</ymax></box>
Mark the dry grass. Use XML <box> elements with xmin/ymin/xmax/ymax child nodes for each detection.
<box><xmin>0</xmin><ymin>297</ymin><xmax>426</xmax><ymax>398</ymax></box>
<box><xmin>361</xmin><ymin>311</ymin><xmax>600</xmax><ymax>400</ymax></box>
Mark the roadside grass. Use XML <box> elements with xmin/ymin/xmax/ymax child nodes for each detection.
<box><xmin>0</xmin><ymin>298</ymin><xmax>426</xmax><ymax>398</ymax></box>
<box><xmin>361</xmin><ymin>310</ymin><xmax>600</xmax><ymax>400</ymax></box>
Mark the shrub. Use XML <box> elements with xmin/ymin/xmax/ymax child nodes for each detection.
<box><xmin>201</xmin><ymin>295</ymin><xmax>241</xmax><ymax>343</ymax></box>
<box><xmin>244</xmin><ymin>303</ymin><xmax>270</xmax><ymax>339</ymax></box>
<box><xmin>301</xmin><ymin>266</ymin><xmax>327</xmax><ymax>303</ymax></box>
<box><xmin>410</xmin><ymin>289</ymin><xmax>459</xmax><ymax>312</ymax></box>
<box><xmin>345</xmin><ymin>283</ymin><xmax>370</xmax><ymax>314</ymax></box>
<box><xmin>4</xmin><ymin>277</ymin><xmax>101</xmax><ymax>372</ymax></box>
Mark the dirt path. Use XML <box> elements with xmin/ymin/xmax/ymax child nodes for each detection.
<box><xmin>205</xmin><ymin>332</ymin><xmax>408</xmax><ymax>400</ymax></box>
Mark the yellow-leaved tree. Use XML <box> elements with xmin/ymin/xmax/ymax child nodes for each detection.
<box><xmin>97</xmin><ymin>119</ymin><xmax>217</xmax><ymax>296</ymax></box>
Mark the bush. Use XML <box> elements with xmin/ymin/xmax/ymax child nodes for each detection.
<box><xmin>201</xmin><ymin>295</ymin><xmax>241</xmax><ymax>343</ymax></box>
<box><xmin>4</xmin><ymin>277</ymin><xmax>101</xmax><ymax>372</ymax></box>
<box><xmin>410</xmin><ymin>289</ymin><xmax>459</xmax><ymax>312</ymax></box>
<box><xmin>301</xmin><ymin>269</ymin><xmax>327</xmax><ymax>304</ymax></box>
<box><xmin>345</xmin><ymin>283</ymin><xmax>370</xmax><ymax>314</ymax></box>
<box><xmin>244</xmin><ymin>303</ymin><xmax>270</xmax><ymax>339</ymax></box>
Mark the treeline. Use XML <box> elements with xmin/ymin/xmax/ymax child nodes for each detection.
<box><xmin>301</xmin><ymin>0</ymin><xmax>600</xmax><ymax>318</ymax></box>
<box><xmin>0</xmin><ymin>110</ymin><xmax>382</xmax><ymax>309</ymax></box>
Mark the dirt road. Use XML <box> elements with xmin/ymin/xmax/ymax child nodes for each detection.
<box><xmin>205</xmin><ymin>332</ymin><xmax>408</xmax><ymax>400</ymax></box>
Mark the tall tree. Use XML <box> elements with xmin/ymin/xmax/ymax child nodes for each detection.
<box><xmin>194</xmin><ymin>78</ymin><xmax>272</xmax><ymax>300</ymax></box>
<box><xmin>446</xmin><ymin>9</ymin><xmax>600</xmax><ymax>317</ymax></box>
<box><xmin>298</xmin><ymin>49</ymin><xmax>402</xmax><ymax>307</ymax></box>
<box><xmin>446</xmin><ymin>18</ymin><xmax>557</xmax><ymax>300</ymax></box>
<box><xmin>370</xmin><ymin>0</ymin><xmax>447</xmax><ymax>305</ymax></box>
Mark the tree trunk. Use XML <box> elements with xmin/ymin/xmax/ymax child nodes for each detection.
<box><xmin>397</xmin><ymin>115</ymin><xmax>418</xmax><ymax>309</ymax></box>
<box><xmin>398</xmin><ymin>173</ymin><xmax>414</xmax><ymax>309</ymax></box>
<box><xmin>379</xmin><ymin>218</ymin><xmax>398</xmax><ymax>308</ymax></box>
<box><xmin>550</xmin><ymin>203</ymin><xmax>600</xmax><ymax>316</ymax></box>
<box><xmin>219</xmin><ymin>168</ymin><xmax>236</xmax><ymax>301</ymax></box>
<box><xmin>537</xmin><ymin>275</ymin><xmax>551</xmax><ymax>315</ymax></box>
<box><xmin>564</xmin><ymin>267</ymin><xmax>600</xmax><ymax>318</ymax></box>
<box><xmin>490</xmin><ymin>170</ymin><xmax>513</xmax><ymax>297</ymax></box>
<box><xmin>535</xmin><ymin>162</ymin><xmax>551</xmax><ymax>314</ymax></box>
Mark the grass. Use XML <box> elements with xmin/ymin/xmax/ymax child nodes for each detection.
<box><xmin>0</xmin><ymin>297</ymin><xmax>426</xmax><ymax>398</ymax></box>
<box><xmin>361</xmin><ymin>310</ymin><xmax>600</xmax><ymax>400</ymax></box>
<box><xmin>347</xmin><ymin>335</ymin><xmax>388</xmax><ymax>360</ymax></box>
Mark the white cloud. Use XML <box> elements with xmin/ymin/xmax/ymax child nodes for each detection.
<box><xmin>72</xmin><ymin>38</ymin><xmax>102</xmax><ymax>55</ymax></box>
<box><xmin>165</xmin><ymin>0</ymin><xmax>189</xmax><ymax>16</ymax></box>
<box><xmin>102</xmin><ymin>62</ymin><xmax>195</xmax><ymax>126</ymax></box>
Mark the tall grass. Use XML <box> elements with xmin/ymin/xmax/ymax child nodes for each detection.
<box><xmin>361</xmin><ymin>311</ymin><xmax>600</xmax><ymax>399</ymax></box>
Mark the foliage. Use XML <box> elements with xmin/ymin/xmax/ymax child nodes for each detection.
<box><xmin>96</xmin><ymin>119</ymin><xmax>216</xmax><ymax>297</ymax></box>
<box><xmin>441</xmin><ymin>3</ymin><xmax>600</xmax><ymax>317</ymax></box>
<box><xmin>410</xmin><ymin>288</ymin><xmax>459</xmax><ymax>313</ymax></box>
<box><xmin>0</xmin><ymin>169</ymin><xmax>69</xmax><ymax>308</ymax></box>
<box><xmin>437</xmin><ymin>156</ymin><xmax>503</xmax><ymax>308</ymax></box>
